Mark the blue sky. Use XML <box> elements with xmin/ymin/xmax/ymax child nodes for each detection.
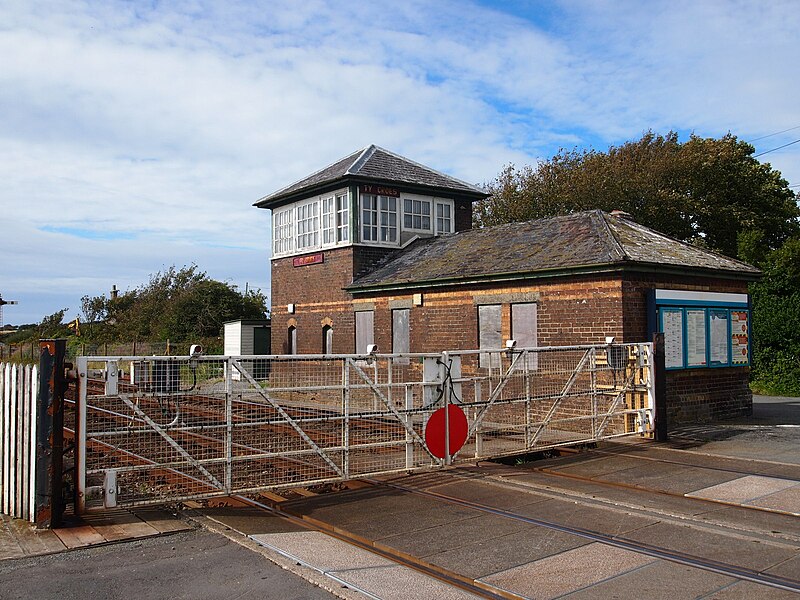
<box><xmin>2</xmin><ymin>0</ymin><xmax>798</xmax><ymax>325</ymax></box>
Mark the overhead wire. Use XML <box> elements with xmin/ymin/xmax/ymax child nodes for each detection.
<box><xmin>753</xmin><ymin>138</ymin><xmax>800</xmax><ymax>158</ymax></box>
<box><xmin>748</xmin><ymin>125</ymin><xmax>800</xmax><ymax>142</ymax></box>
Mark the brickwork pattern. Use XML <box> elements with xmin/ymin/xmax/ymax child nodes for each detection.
<box><xmin>272</xmin><ymin>245</ymin><xmax>753</xmax><ymax>425</ymax></box>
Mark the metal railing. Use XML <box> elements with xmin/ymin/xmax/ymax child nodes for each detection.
<box><xmin>74</xmin><ymin>343</ymin><xmax>654</xmax><ymax>510</ymax></box>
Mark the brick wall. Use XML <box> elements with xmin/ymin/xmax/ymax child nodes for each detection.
<box><xmin>348</xmin><ymin>274</ymin><xmax>626</xmax><ymax>353</ymax></box>
<box><xmin>353</xmin><ymin>246</ymin><xmax>398</xmax><ymax>280</ymax></box>
<box><xmin>272</xmin><ymin>250</ymin><xmax>753</xmax><ymax>426</ymax></box>
<box><xmin>271</xmin><ymin>248</ymin><xmax>358</xmax><ymax>354</ymax></box>
<box><xmin>454</xmin><ymin>198</ymin><xmax>473</xmax><ymax>232</ymax></box>
<box><xmin>666</xmin><ymin>368</ymin><xmax>752</xmax><ymax>423</ymax></box>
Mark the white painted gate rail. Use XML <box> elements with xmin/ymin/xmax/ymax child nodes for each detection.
<box><xmin>75</xmin><ymin>343</ymin><xmax>654</xmax><ymax>511</ymax></box>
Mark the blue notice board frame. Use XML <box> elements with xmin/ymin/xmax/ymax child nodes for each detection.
<box><xmin>650</xmin><ymin>290</ymin><xmax>751</xmax><ymax>371</ymax></box>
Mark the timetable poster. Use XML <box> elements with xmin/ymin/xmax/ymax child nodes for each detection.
<box><xmin>662</xmin><ymin>309</ymin><xmax>684</xmax><ymax>369</ymax></box>
<box><xmin>731</xmin><ymin>310</ymin><xmax>750</xmax><ymax>365</ymax></box>
<box><xmin>686</xmin><ymin>309</ymin><xmax>707</xmax><ymax>366</ymax></box>
<box><xmin>709</xmin><ymin>309</ymin><xmax>730</xmax><ymax>365</ymax></box>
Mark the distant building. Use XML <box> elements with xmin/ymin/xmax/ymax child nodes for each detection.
<box><xmin>255</xmin><ymin>145</ymin><xmax>760</xmax><ymax>424</ymax></box>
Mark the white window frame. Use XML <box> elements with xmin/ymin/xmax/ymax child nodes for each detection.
<box><xmin>271</xmin><ymin>188</ymin><xmax>351</xmax><ymax>259</ymax></box>
<box><xmin>361</xmin><ymin>194</ymin><xmax>398</xmax><ymax>245</ymax></box>
<box><xmin>402</xmin><ymin>197</ymin><xmax>432</xmax><ymax>232</ymax></box>
<box><xmin>273</xmin><ymin>207</ymin><xmax>294</xmax><ymax>256</ymax></box>
<box><xmin>435</xmin><ymin>200</ymin><xmax>454</xmax><ymax>234</ymax></box>
<box><xmin>335</xmin><ymin>192</ymin><xmax>349</xmax><ymax>243</ymax></box>
<box><xmin>321</xmin><ymin>195</ymin><xmax>335</xmax><ymax>245</ymax></box>
<box><xmin>296</xmin><ymin>200</ymin><xmax>320</xmax><ymax>250</ymax></box>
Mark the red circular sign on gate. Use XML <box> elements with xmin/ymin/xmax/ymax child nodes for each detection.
<box><xmin>425</xmin><ymin>404</ymin><xmax>469</xmax><ymax>459</ymax></box>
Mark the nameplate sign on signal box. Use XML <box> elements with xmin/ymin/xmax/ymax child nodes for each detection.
<box><xmin>360</xmin><ymin>184</ymin><xmax>400</xmax><ymax>197</ymax></box>
<box><xmin>293</xmin><ymin>253</ymin><xmax>324</xmax><ymax>267</ymax></box>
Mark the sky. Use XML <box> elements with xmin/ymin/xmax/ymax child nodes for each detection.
<box><xmin>1</xmin><ymin>0</ymin><xmax>798</xmax><ymax>326</ymax></box>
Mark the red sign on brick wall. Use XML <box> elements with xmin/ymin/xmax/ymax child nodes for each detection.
<box><xmin>293</xmin><ymin>252</ymin><xmax>324</xmax><ymax>267</ymax></box>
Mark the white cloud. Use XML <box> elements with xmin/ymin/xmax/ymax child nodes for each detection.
<box><xmin>0</xmin><ymin>0</ymin><xmax>797</xmax><ymax>324</ymax></box>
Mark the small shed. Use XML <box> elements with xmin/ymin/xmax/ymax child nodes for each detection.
<box><xmin>224</xmin><ymin>319</ymin><xmax>271</xmax><ymax>381</ymax></box>
<box><xmin>223</xmin><ymin>319</ymin><xmax>271</xmax><ymax>356</ymax></box>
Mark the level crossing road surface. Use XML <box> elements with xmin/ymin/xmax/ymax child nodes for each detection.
<box><xmin>1</xmin><ymin>394</ymin><xmax>798</xmax><ymax>600</ymax></box>
<box><xmin>0</xmin><ymin>528</ymin><xmax>339</xmax><ymax>600</ymax></box>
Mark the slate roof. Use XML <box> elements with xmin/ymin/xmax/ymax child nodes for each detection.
<box><xmin>348</xmin><ymin>210</ymin><xmax>761</xmax><ymax>292</ymax></box>
<box><xmin>254</xmin><ymin>145</ymin><xmax>488</xmax><ymax>208</ymax></box>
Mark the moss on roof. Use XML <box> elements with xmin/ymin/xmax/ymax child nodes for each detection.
<box><xmin>348</xmin><ymin>210</ymin><xmax>760</xmax><ymax>292</ymax></box>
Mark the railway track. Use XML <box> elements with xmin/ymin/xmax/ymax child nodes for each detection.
<box><xmin>211</xmin><ymin>469</ymin><xmax>800</xmax><ymax>599</ymax></box>
<box><xmin>62</xmin><ymin>379</ymin><xmax>800</xmax><ymax>598</ymax></box>
<box><xmin>363</xmin><ymin>477</ymin><xmax>800</xmax><ymax>594</ymax></box>
<box><xmin>548</xmin><ymin>441</ymin><xmax>800</xmax><ymax>478</ymax></box>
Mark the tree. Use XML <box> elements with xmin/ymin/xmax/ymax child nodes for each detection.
<box><xmin>475</xmin><ymin>131</ymin><xmax>799</xmax><ymax>259</ymax></box>
<box><xmin>36</xmin><ymin>309</ymin><xmax>70</xmax><ymax>339</ymax></box>
<box><xmin>750</xmin><ymin>238</ymin><xmax>800</xmax><ymax>396</ymax></box>
<box><xmin>83</xmin><ymin>265</ymin><xmax>268</xmax><ymax>343</ymax></box>
<box><xmin>477</xmin><ymin>131</ymin><xmax>800</xmax><ymax>395</ymax></box>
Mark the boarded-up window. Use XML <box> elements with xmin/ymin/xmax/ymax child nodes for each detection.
<box><xmin>287</xmin><ymin>326</ymin><xmax>297</xmax><ymax>355</ymax></box>
<box><xmin>322</xmin><ymin>325</ymin><xmax>333</xmax><ymax>354</ymax></box>
<box><xmin>511</xmin><ymin>303</ymin><xmax>538</xmax><ymax>370</ymax></box>
<box><xmin>355</xmin><ymin>311</ymin><xmax>374</xmax><ymax>354</ymax></box>
<box><xmin>392</xmin><ymin>309</ymin><xmax>410</xmax><ymax>354</ymax></box>
<box><xmin>478</xmin><ymin>304</ymin><xmax>502</xmax><ymax>368</ymax></box>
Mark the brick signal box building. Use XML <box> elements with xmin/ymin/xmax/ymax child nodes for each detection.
<box><xmin>255</xmin><ymin>145</ymin><xmax>760</xmax><ymax>425</ymax></box>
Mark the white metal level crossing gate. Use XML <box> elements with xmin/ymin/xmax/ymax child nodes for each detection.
<box><xmin>74</xmin><ymin>343</ymin><xmax>654</xmax><ymax>511</ymax></box>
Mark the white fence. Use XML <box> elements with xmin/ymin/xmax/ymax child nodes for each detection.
<box><xmin>0</xmin><ymin>363</ymin><xmax>38</xmax><ymax>522</ymax></box>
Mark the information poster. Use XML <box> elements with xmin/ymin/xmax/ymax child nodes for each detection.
<box><xmin>662</xmin><ymin>308</ymin><xmax>684</xmax><ymax>369</ymax></box>
<box><xmin>686</xmin><ymin>309</ymin><xmax>707</xmax><ymax>367</ymax></box>
<box><xmin>709</xmin><ymin>309</ymin><xmax>730</xmax><ymax>365</ymax></box>
<box><xmin>730</xmin><ymin>310</ymin><xmax>750</xmax><ymax>365</ymax></box>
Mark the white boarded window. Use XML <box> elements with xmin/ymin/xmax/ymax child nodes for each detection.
<box><xmin>322</xmin><ymin>325</ymin><xmax>333</xmax><ymax>354</ymax></box>
<box><xmin>478</xmin><ymin>304</ymin><xmax>502</xmax><ymax>368</ymax></box>
<box><xmin>511</xmin><ymin>303</ymin><xmax>538</xmax><ymax>370</ymax></box>
<box><xmin>287</xmin><ymin>326</ymin><xmax>297</xmax><ymax>355</ymax></box>
<box><xmin>355</xmin><ymin>311</ymin><xmax>374</xmax><ymax>354</ymax></box>
<box><xmin>392</xmin><ymin>309</ymin><xmax>410</xmax><ymax>353</ymax></box>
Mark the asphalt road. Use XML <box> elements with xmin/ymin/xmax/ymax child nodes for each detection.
<box><xmin>0</xmin><ymin>529</ymin><xmax>338</xmax><ymax>600</ymax></box>
<box><xmin>668</xmin><ymin>394</ymin><xmax>800</xmax><ymax>464</ymax></box>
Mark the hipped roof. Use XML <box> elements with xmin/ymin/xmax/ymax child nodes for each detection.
<box><xmin>254</xmin><ymin>145</ymin><xmax>488</xmax><ymax>208</ymax></box>
<box><xmin>348</xmin><ymin>210</ymin><xmax>761</xmax><ymax>292</ymax></box>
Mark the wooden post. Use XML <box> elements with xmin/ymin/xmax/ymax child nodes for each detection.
<box><xmin>35</xmin><ymin>339</ymin><xmax>66</xmax><ymax>528</ymax></box>
<box><xmin>652</xmin><ymin>332</ymin><xmax>668</xmax><ymax>442</ymax></box>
